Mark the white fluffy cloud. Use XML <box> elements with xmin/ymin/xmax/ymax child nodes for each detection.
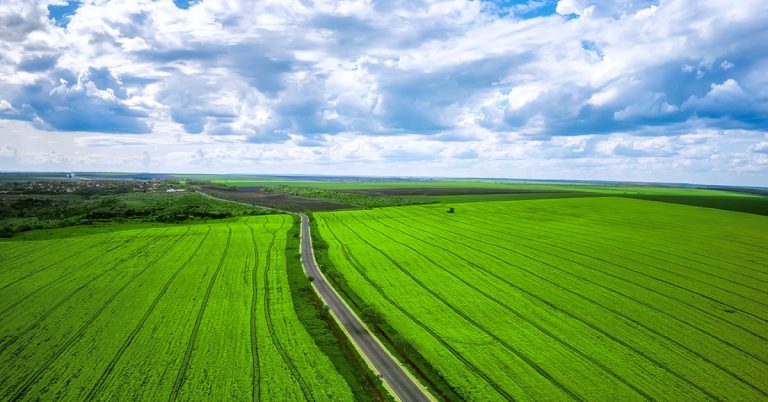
<box><xmin>0</xmin><ymin>0</ymin><xmax>767</xmax><ymax>185</ymax></box>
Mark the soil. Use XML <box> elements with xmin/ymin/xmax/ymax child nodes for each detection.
<box><xmin>201</xmin><ymin>186</ymin><xmax>355</xmax><ymax>211</ymax></box>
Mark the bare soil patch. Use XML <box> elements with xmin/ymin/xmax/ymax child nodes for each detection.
<box><xmin>201</xmin><ymin>186</ymin><xmax>355</xmax><ymax>211</ymax></box>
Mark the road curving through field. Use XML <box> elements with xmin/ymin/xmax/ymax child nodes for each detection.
<box><xmin>298</xmin><ymin>213</ymin><xmax>432</xmax><ymax>402</ymax></box>
<box><xmin>197</xmin><ymin>189</ymin><xmax>433</xmax><ymax>401</ymax></box>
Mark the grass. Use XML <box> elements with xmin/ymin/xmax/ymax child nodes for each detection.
<box><xmin>0</xmin><ymin>216</ymin><xmax>356</xmax><ymax>400</ymax></box>
<box><xmin>314</xmin><ymin>198</ymin><xmax>768</xmax><ymax>400</ymax></box>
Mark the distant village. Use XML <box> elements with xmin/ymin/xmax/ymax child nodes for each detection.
<box><xmin>0</xmin><ymin>174</ymin><xmax>187</xmax><ymax>195</ymax></box>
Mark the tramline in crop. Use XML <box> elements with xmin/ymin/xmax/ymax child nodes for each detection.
<box><xmin>315</xmin><ymin>197</ymin><xmax>768</xmax><ymax>401</ymax></box>
<box><xmin>0</xmin><ymin>215</ymin><xmax>353</xmax><ymax>401</ymax></box>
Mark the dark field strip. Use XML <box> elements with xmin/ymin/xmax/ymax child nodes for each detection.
<box><xmin>316</xmin><ymin>197</ymin><xmax>768</xmax><ymax>401</ymax></box>
<box><xmin>1</xmin><ymin>217</ymin><xmax>355</xmax><ymax>401</ymax></box>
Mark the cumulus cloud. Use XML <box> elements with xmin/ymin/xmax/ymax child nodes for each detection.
<box><xmin>751</xmin><ymin>142</ymin><xmax>768</xmax><ymax>154</ymax></box>
<box><xmin>1</xmin><ymin>66</ymin><xmax>150</xmax><ymax>133</ymax></box>
<box><xmin>0</xmin><ymin>0</ymin><xmax>766</xmax><ymax>184</ymax></box>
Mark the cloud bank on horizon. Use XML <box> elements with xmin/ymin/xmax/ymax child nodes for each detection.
<box><xmin>0</xmin><ymin>0</ymin><xmax>767</xmax><ymax>185</ymax></box>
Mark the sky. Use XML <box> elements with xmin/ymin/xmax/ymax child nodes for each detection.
<box><xmin>0</xmin><ymin>0</ymin><xmax>767</xmax><ymax>186</ymax></box>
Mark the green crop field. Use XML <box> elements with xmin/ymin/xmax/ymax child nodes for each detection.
<box><xmin>0</xmin><ymin>215</ymin><xmax>354</xmax><ymax>400</ymax></box>
<box><xmin>314</xmin><ymin>197</ymin><xmax>768</xmax><ymax>400</ymax></box>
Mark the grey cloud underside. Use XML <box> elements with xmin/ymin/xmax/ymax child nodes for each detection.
<box><xmin>1</xmin><ymin>67</ymin><xmax>149</xmax><ymax>134</ymax></box>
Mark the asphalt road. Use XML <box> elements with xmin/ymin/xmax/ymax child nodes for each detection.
<box><xmin>298</xmin><ymin>213</ymin><xmax>432</xmax><ymax>402</ymax></box>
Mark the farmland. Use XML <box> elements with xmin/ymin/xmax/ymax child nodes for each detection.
<box><xmin>314</xmin><ymin>197</ymin><xmax>768</xmax><ymax>400</ymax></box>
<box><xmin>0</xmin><ymin>215</ymin><xmax>358</xmax><ymax>400</ymax></box>
<box><xmin>205</xmin><ymin>176</ymin><xmax>768</xmax><ymax>216</ymax></box>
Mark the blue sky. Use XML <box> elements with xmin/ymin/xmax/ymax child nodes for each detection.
<box><xmin>0</xmin><ymin>0</ymin><xmax>767</xmax><ymax>185</ymax></box>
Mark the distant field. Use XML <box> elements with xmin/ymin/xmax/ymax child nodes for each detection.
<box><xmin>315</xmin><ymin>198</ymin><xmax>768</xmax><ymax>400</ymax></box>
<box><xmin>212</xmin><ymin>179</ymin><xmax>752</xmax><ymax>195</ymax></box>
<box><xmin>213</xmin><ymin>179</ymin><xmax>768</xmax><ymax>215</ymax></box>
<box><xmin>0</xmin><ymin>216</ymin><xmax>354</xmax><ymax>400</ymax></box>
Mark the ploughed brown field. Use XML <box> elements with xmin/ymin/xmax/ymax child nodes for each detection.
<box><xmin>201</xmin><ymin>186</ymin><xmax>354</xmax><ymax>211</ymax></box>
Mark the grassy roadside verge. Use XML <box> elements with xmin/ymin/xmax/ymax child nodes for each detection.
<box><xmin>285</xmin><ymin>216</ymin><xmax>390</xmax><ymax>402</ymax></box>
<box><xmin>308</xmin><ymin>214</ymin><xmax>462</xmax><ymax>402</ymax></box>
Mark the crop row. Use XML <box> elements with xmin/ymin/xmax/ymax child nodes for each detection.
<box><xmin>315</xmin><ymin>197</ymin><xmax>768</xmax><ymax>401</ymax></box>
<box><xmin>0</xmin><ymin>215</ymin><xmax>353</xmax><ymax>400</ymax></box>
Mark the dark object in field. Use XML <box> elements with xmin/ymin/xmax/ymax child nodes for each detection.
<box><xmin>447</xmin><ymin>207</ymin><xmax>455</xmax><ymax>214</ymax></box>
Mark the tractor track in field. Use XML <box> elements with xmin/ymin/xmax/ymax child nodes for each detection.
<box><xmin>194</xmin><ymin>192</ymin><xmax>433</xmax><ymax>401</ymax></box>
<box><xmin>479</xmin><ymin>204</ymin><xmax>768</xmax><ymax>272</ymax></box>
<box><xmin>8</xmin><ymin>229</ymin><xmax>185</xmax><ymax>401</ymax></box>
<box><xmin>516</xmin><ymin>215</ymin><xmax>768</xmax><ymax>280</ymax></box>
<box><xmin>0</xmin><ymin>242</ymin><xmax>40</xmax><ymax>263</ymax></box>
<box><xmin>169</xmin><ymin>224</ymin><xmax>233</xmax><ymax>401</ymax></box>
<box><xmin>262</xmin><ymin>217</ymin><xmax>315</xmax><ymax>402</ymax></box>
<box><xmin>0</xmin><ymin>231</ymin><xmax>167</xmax><ymax>355</ymax></box>
<box><xmin>394</xmin><ymin>208</ymin><xmax>768</xmax><ymax>351</ymax></box>
<box><xmin>0</xmin><ymin>231</ymin><xmax>153</xmax><ymax>323</ymax></box>
<box><xmin>0</xmin><ymin>239</ymin><xmax>73</xmax><ymax>267</ymax></box>
<box><xmin>245</xmin><ymin>219</ymin><xmax>266</xmax><ymax>402</ymax></box>
<box><xmin>0</xmin><ymin>231</ymin><xmax>143</xmax><ymax>294</ymax></box>
<box><xmin>335</xmin><ymin>218</ymin><xmax>585</xmax><ymax>401</ymax></box>
<box><xmin>408</xmin><ymin>207</ymin><xmax>768</xmax><ymax>342</ymax></box>
<box><xmin>349</xmin><ymin>215</ymin><xmax>655</xmax><ymax>400</ymax></box>
<box><xmin>366</xmin><ymin>214</ymin><xmax>768</xmax><ymax>396</ymax></box>
<box><xmin>322</xmin><ymin>222</ymin><xmax>511</xmax><ymax>401</ymax></box>
<box><xmin>0</xmin><ymin>236</ymin><xmax>98</xmax><ymax>272</ymax></box>
<box><xmin>445</xmin><ymin>209</ymin><xmax>768</xmax><ymax>304</ymax></box>
<box><xmin>461</xmin><ymin>206</ymin><xmax>768</xmax><ymax>291</ymax></box>
<box><xmin>366</xmin><ymin>209</ymin><xmax>768</xmax><ymax>397</ymax></box>
<box><xmin>86</xmin><ymin>226</ymin><xmax>211</xmax><ymax>400</ymax></box>
<box><xmin>402</xmin><ymin>208</ymin><xmax>768</xmax><ymax>338</ymax></box>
